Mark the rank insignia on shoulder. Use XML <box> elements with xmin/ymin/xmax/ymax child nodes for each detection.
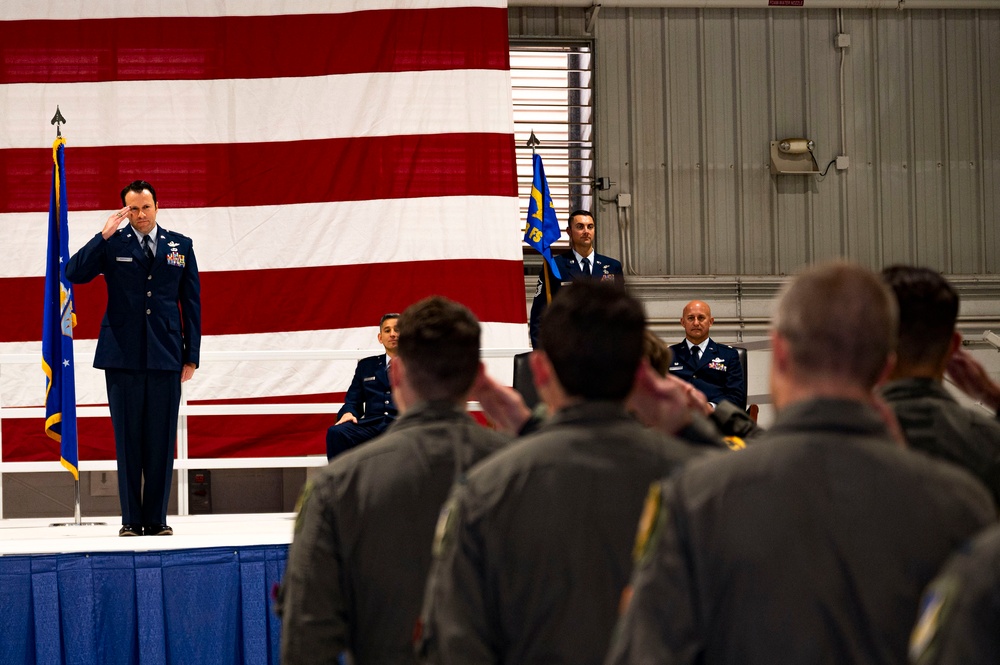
<box><xmin>633</xmin><ymin>483</ymin><xmax>665</xmax><ymax>564</ymax></box>
<box><xmin>432</xmin><ymin>498</ymin><xmax>460</xmax><ymax>558</ymax></box>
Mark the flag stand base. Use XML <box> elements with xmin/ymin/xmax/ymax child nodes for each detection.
<box><xmin>48</xmin><ymin>479</ymin><xmax>107</xmax><ymax>527</ymax></box>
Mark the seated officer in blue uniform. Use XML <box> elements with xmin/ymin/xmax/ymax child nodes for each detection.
<box><xmin>326</xmin><ymin>313</ymin><xmax>399</xmax><ymax>459</ymax></box>
<box><xmin>668</xmin><ymin>300</ymin><xmax>746</xmax><ymax>409</ymax></box>
<box><xmin>528</xmin><ymin>209</ymin><xmax>624</xmax><ymax>348</ymax></box>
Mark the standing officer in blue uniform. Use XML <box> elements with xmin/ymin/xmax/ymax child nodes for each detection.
<box><xmin>325</xmin><ymin>313</ymin><xmax>399</xmax><ymax>459</ymax></box>
<box><xmin>668</xmin><ymin>300</ymin><xmax>746</xmax><ymax>409</ymax></box>
<box><xmin>66</xmin><ymin>180</ymin><xmax>201</xmax><ymax>537</ymax></box>
<box><xmin>528</xmin><ymin>209</ymin><xmax>624</xmax><ymax>348</ymax></box>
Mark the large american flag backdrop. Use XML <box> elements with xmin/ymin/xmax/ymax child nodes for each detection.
<box><xmin>0</xmin><ymin>0</ymin><xmax>526</xmax><ymax>461</ymax></box>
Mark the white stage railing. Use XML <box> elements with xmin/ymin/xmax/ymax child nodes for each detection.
<box><xmin>0</xmin><ymin>347</ymin><xmax>528</xmax><ymax>519</ymax></box>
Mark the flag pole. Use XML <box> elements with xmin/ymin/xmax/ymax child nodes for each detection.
<box><xmin>46</xmin><ymin>107</ymin><xmax>104</xmax><ymax>529</ymax></box>
<box><xmin>526</xmin><ymin>131</ymin><xmax>553</xmax><ymax>304</ymax></box>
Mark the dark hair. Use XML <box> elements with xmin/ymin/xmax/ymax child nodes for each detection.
<box><xmin>539</xmin><ymin>280</ymin><xmax>646</xmax><ymax>400</ymax></box>
<box><xmin>567</xmin><ymin>209</ymin><xmax>594</xmax><ymax>228</ymax></box>
<box><xmin>120</xmin><ymin>180</ymin><xmax>157</xmax><ymax>206</ymax></box>
<box><xmin>380</xmin><ymin>312</ymin><xmax>401</xmax><ymax>328</ymax></box>
<box><xmin>881</xmin><ymin>265</ymin><xmax>958</xmax><ymax>367</ymax></box>
<box><xmin>397</xmin><ymin>296</ymin><xmax>480</xmax><ymax>402</ymax></box>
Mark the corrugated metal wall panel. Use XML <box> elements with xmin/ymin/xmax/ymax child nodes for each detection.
<box><xmin>842</xmin><ymin>10</ymin><xmax>881</xmax><ymax>269</ymax></box>
<box><xmin>509</xmin><ymin>6</ymin><xmax>1000</xmax><ymax>277</ymax></box>
<box><xmin>944</xmin><ymin>11</ymin><xmax>986</xmax><ymax>273</ymax></box>
<box><xmin>874</xmin><ymin>12</ymin><xmax>914</xmax><ymax>267</ymax></box>
<box><xmin>664</xmin><ymin>10</ymin><xmax>706</xmax><ymax>274</ymax></box>
<box><xmin>625</xmin><ymin>9</ymin><xmax>670</xmax><ymax>274</ymax></box>
<box><xmin>736</xmin><ymin>10</ymin><xmax>778</xmax><ymax>275</ymax></box>
<box><xmin>592</xmin><ymin>12</ymin><xmax>631</xmax><ymax>266</ymax></box>
<box><xmin>508</xmin><ymin>6</ymin><xmax>588</xmax><ymax>37</ymax></box>
<box><xmin>983</xmin><ymin>12</ymin><xmax>1000</xmax><ymax>274</ymax></box>
<box><xmin>702</xmin><ymin>12</ymin><xmax>742</xmax><ymax>274</ymax></box>
<box><xmin>912</xmin><ymin>13</ymin><xmax>950</xmax><ymax>268</ymax></box>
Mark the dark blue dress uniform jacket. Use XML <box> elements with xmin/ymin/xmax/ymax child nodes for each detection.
<box><xmin>338</xmin><ymin>354</ymin><xmax>397</xmax><ymax>425</ymax></box>
<box><xmin>668</xmin><ymin>338</ymin><xmax>745</xmax><ymax>409</ymax></box>
<box><xmin>528</xmin><ymin>251</ymin><xmax>624</xmax><ymax>347</ymax></box>
<box><xmin>65</xmin><ymin>227</ymin><xmax>201</xmax><ymax>370</ymax></box>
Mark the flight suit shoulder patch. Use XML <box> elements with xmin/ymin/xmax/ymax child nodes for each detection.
<box><xmin>723</xmin><ymin>436</ymin><xmax>747</xmax><ymax>451</ymax></box>
<box><xmin>909</xmin><ymin>574</ymin><xmax>961</xmax><ymax>663</ymax></box>
<box><xmin>433</xmin><ymin>496</ymin><xmax>460</xmax><ymax>558</ymax></box>
<box><xmin>633</xmin><ymin>483</ymin><xmax>665</xmax><ymax>565</ymax></box>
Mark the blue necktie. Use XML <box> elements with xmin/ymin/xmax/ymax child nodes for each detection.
<box><xmin>581</xmin><ymin>257</ymin><xmax>591</xmax><ymax>278</ymax></box>
<box><xmin>143</xmin><ymin>235</ymin><xmax>154</xmax><ymax>261</ymax></box>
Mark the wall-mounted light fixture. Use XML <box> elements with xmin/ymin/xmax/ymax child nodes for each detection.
<box><xmin>769</xmin><ymin>138</ymin><xmax>820</xmax><ymax>175</ymax></box>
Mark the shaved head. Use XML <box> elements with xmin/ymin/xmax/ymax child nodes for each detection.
<box><xmin>680</xmin><ymin>300</ymin><xmax>714</xmax><ymax>345</ymax></box>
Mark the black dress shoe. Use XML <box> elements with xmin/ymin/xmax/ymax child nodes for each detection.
<box><xmin>119</xmin><ymin>524</ymin><xmax>142</xmax><ymax>537</ymax></box>
<box><xmin>145</xmin><ymin>524</ymin><xmax>173</xmax><ymax>536</ymax></box>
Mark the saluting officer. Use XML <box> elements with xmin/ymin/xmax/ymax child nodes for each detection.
<box><xmin>66</xmin><ymin>180</ymin><xmax>200</xmax><ymax>537</ymax></box>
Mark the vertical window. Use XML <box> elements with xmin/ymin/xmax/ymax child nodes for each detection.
<box><xmin>511</xmin><ymin>42</ymin><xmax>593</xmax><ymax>251</ymax></box>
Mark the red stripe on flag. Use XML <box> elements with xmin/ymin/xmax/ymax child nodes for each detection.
<box><xmin>3</xmin><ymin>417</ymin><xmax>115</xmax><ymax>462</ymax></box>
<box><xmin>0</xmin><ymin>133</ymin><xmax>518</xmax><ymax>214</ymax></box>
<box><xmin>0</xmin><ymin>8</ymin><xmax>510</xmax><ymax>84</ymax></box>
<box><xmin>0</xmin><ymin>259</ymin><xmax>528</xmax><ymax>343</ymax></box>
<box><xmin>1</xmin><ymin>415</ymin><xmax>326</xmax><ymax>460</ymax></box>
<box><xmin>188</xmin><ymin>392</ymin><xmax>341</xmax><ymax>406</ymax></box>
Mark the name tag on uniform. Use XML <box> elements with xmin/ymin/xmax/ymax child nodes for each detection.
<box><xmin>363</xmin><ymin>376</ymin><xmax>376</xmax><ymax>382</ymax></box>
<box><xmin>115</xmin><ymin>256</ymin><xmax>133</xmax><ymax>262</ymax></box>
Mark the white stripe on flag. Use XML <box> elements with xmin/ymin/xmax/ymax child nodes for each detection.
<box><xmin>0</xmin><ymin>322</ymin><xmax>527</xmax><ymax>407</ymax></box>
<box><xmin>0</xmin><ymin>0</ymin><xmax>506</xmax><ymax>21</ymax></box>
<box><xmin>1</xmin><ymin>70</ymin><xmax>514</xmax><ymax>149</ymax></box>
<box><xmin>1</xmin><ymin>196</ymin><xmax>523</xmax><ymax>278</ymax></box>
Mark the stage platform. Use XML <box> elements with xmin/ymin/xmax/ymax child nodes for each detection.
<box><xmin>0</xmin><ymin>514</ymin><xmax>294</xmax><ymax>665</ymax></box>
<box><xmin>0</xmin><ymin>512</ymin><xmax>296</xmax><ymax>556</ymax></box>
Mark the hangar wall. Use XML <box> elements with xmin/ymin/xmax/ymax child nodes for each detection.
<box><xmin>511</xmin><ymin>5</ymin><xmax>1000</xmax><ymax>277</ymax></box>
